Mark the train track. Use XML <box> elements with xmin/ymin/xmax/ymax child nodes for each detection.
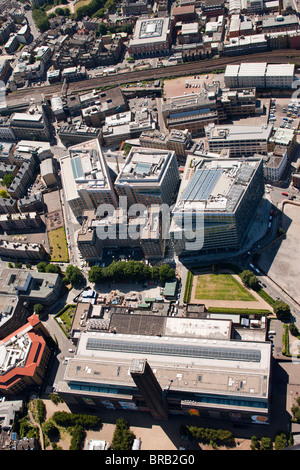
<box><xmin>7</xmin><ymin>49</ymin><xmax>300</xmax><ymax>103</ymax></box>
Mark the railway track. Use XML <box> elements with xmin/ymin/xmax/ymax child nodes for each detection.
<box><xmin>7</xmin><ymin>49</ymin><xmax>300</xmax><ymax>103</ymax></box>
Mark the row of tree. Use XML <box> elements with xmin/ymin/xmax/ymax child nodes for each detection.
<box><xmin>88</xmin><ymin>260</ymin><xmax>175</xmax><ymax>284</ymax></box>
<box><xmin>240</xmin><ymin>270</ymin><xmax>291</xmax><ymax>320</ymax></box>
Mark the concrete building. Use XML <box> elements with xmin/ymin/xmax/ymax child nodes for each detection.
<box><xmin>205</xmin><ymin>123</ymin><xmax>273</xmax><ymax>157</ymax></box>
<box><xmin>162</xmin><ymin>85</ymin><xmax>258</xmax><ymax>136</ymax></box>
<box><xmin>0</xmin><ymin>314</ymin><xmax>52</xmax><ymax>396</ymax></box>
<box><xmin>0</xmin><ymin>268</ymin><xmax>63</xmax><ymax>305</ymax></box>
<box><xmin>0</xmin><ymin>240</ymin><xmax>47</xmax><ymax>261</ymax></box>
<box><xmin>58</xmin><ymin>124</ymin><xmax>102</xmax><ymax>146</ymax></box>
<box><xmin>115</xmin><ymin>147</ymin><xmax>180</xmax><ymax>208</ymax></box>
<box><xmin>262</xmin><ymin>14</ymin><xmax>299</xmax><ymax>33</ymax></box>
<box><xmin>14</xmin><ymin>140</ymin><xmax>52</xmax><ymax>164</ymax></box>
<box><xmin>55</xmin><ymin>328</ymin><xmax>271</xmax><ymax>423</ymax></box>
<box><xmin>170</xmin><ymin>155</ymin><xmax>265</xmax><ymax>256</ymax></box>
<box><xmin>102</xmin><ymin>109</ymin><xmax>155</xmax><ymax>147</ymax></box>
<box><xmin>7</xmin><ymin>159</ymin><xmax>36</xmax><ymax>199</ymax></box>
<box><xmin>79</xmin><ymin>206</ymin><xmax>166</xmax><ymax>261</ymax></box>
<box><xmin>262</xmin><ymin>146</ymin><xmax>288</xmax><ymax>181</ymax></box>
<box><xmin>268</xmin><ymin>127</ymin><xmax>297</xmax><ymax>159</ymax></box>
<box><xmin>224</xmin><ymin>63</ymin><xmax>295</xmax><ymax>89</ymax></box>
<box><xmin>0</xmin><ymin>212</ymin><xmax>42</xmax><ymax>233</ymax></box>
<box><xmin>60</xmin><ymin>139</ymin><xmax>118</xmax><ymax>219</ymax></box>
<box><xmin>0</xmin><ymin>294</ymin><xmax>28</xmax><ymax>341</ymax></box>
<box><xmin>17</xmin><ymin>192</ymin><xmax>43</xmax><ymax>214</ymax></box>
<box><xmin>9</xmin><ymin>106</ymin><xmax>51</xmax><ymax>142</ymax></box>
<box><xmin>40</xmin><ymin>158</ymin><xmax>57</xmax><ymax>187</ymax></box>
<box><xmin>139</xmin><ymin>128</ymin><xmax>193</xmax><ymax>160</ymax></box>
<box><xmin>128</xmin><ymin>17</ymin><xmax>173</xmax><ymax>57</ymax></box>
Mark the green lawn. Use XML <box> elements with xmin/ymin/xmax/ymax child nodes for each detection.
<box><xmin>194</xmin><ymin>273</ymin><xmax>256</xmax><ymax>301</ymax></box>
<box><xmin>55</xmin><ymin>304</ymin><xmax>76</xmax><ymax>337</ymax></box>
<box><xmin>48</xmin><ymin>227</ymin><xmax>69</xmax><ymax>263</ymax></box>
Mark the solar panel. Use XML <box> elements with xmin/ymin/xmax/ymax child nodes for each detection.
<box><xmin>71</xmin><ymin>156</ymin><xmax>84</xmax><ymax>180</ymax></box>
<box><xmin>86</xmin><ymin>338</ymin><xmax>261</xmax><ymax>362</ymax></box>
<box><xmin>180</xmin><ymin>169</ymin><xmax>222</xmax><ymax>202</ymax></box>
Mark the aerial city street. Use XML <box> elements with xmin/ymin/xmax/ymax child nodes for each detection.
<box><xmin>0</xmin><ymin>0</ymin><xmax>300</xmax><ymax>453</ymax></box>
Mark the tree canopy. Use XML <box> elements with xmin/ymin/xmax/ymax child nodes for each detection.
<box><xmin>88</xmin><ymin>261</ymin><xmax>175</xmax><ymax>284</ymax></box>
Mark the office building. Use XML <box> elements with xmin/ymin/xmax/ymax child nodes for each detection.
<box><xmin>0</xmin><ymin>314</ymin><xmax>52</xmax><ymax>396</ymax></box>
<box><xmin>0</xmin><ymin>294</ymin><xmax>28</xmax><ymax>341</ymax></box>
<box><xmin>139</xmin><ymin>128</ymin><xmax>193</xmax><ymax>159</ymax></box>
<box><xmin>18</xmin><ymin>192</ymin><xmax>43</xmax><ymax>214</ymax></box>
<box><xmin>102</xmin><ymin>109</ymin><xmax>155</xmax><ymax>147</ymax></box>
<box><xmin>0</xmin><ymin>212</ymin><xmax>42</xmax><ymax>233</ymax></box>
<box><xmin>206</xmin><ymin>123</ymin><xmax>273</xmax><ymax>157</ymax></box>
<box><xmin>115</xmin><ymin>147</ymin><xmax>180</xmax><ymax>208</ymax></box>
<box><xmin>77</xmin><ymin>206</ymin><xmax>166</xmax><ymax>261</ymax></box>
<box><xmin>40</xmin><ymin>158</ymin><xmax>57</xmax><ymax>187</ymax></box>
<box><xmin>9</xmin><ymin>106</ymin><xmax>51</xmax><ymax>142</ymax></box>
<box><xmin>55</xmin><ymin>329</ymin><xmax>271</xmax><ymax>423</ymax></box>
<box><xmin>60</xmin><ymin>139</ymin><xmax>118</xmax><ymax>219</ymax></box>
<box><xmin>268</xmin><ymin>127</ymin><xmax>297</xmax><ymax>158</ymax></box>
<box><xmin>224</xmin><ymin>63</ymin><xmax>295</xmax><ymax>89</ymax></box>
<box><xmin>7</xmin><ymin>159</ymin><xmax>36</xmax><ymax>200</ymax></box>
<box><xmin>58</xmin><ymin>124</ymin><xmax>102</xmax><ymax>146</ymax></box>
<box><xmin>0</xmin><ymin>268</ymin><xmax>63</xmax><ymax>305</ymax></box>
<box><xmin>170</xmin><ymin>155</ymin><xmax>265</xmax><ymax>256</ymax></box>
<box><xmin>0</xmin><ymin>240</ymin><xmax>47</xmax><ymax>261</ymax></box>
<box><xmin>262</xmin><ymin>147</ymin><xmax>288</xmax><ymax>181</ymax></box>
<box><xmin>128</xmin><ymin>17</ymin><xmax>173</xmax><ymax>57</ymax></box>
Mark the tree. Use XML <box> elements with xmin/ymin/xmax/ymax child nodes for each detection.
<box><xmin>0</xmin><ymin>190</ymin><xmax>8</xmax><ymax>198</ymax></box>
<box><xmin>37</xmin><ymin>261</ymin><xmax>48</xmax><ymax>272</ymax></box>
<box><xmin>289</xmin><ymin>323</ymin><xmax>300</xmax><ymax>337</ymax></box>
<box><xmin>250</xmin><ymin>435</ymin><xmax>259</xmax><ymax>450</ymax></box>
<box><xmin>260</xmin><ymin>437</ymin><xmax>272</xmax><ymax>451</ymax></box>
<box><xmin>2</xmin><ymin>173</ymin><xmax>14</xmax><ymax>187</ymax></box>
<box><xmin>42</xmin><ymin>420</ymin><xmax>60</xmax><ymax>439</ymax></box>
<box><xmin>65</xmin><ymin>265</ymin><xmax>83</xmax><ymax>286</ymax></box>
<box><xmin>34</xmin><ymin>303</ymin><xmax>44</xmax><ymax>316</ymax></box>
<box><xmin>88</xmin><ymin>265</ymin><xmax>103</xmax><ymax>283</ymax></box>
<box><xmin>274</xmin><ymin>433</ymin><xmax>287</xmax><ymax>450</ymax></box>
<box><xmin>240</xmin><ymin>270</ymin><xmax>259</xmax><ymax>290</ymax></box>
<box><xmin>273</xmin><ymin>300</ymin><xmax>291</xmax><ymax>321</ymax></box>
<box><xmin>158</xmin><ymin>264</ymin><xmax>175</xmax><ymax>283</ymax></box>
<box><xmin>45</xmin><ymin>263</ymin><xmax>62</xmax><ymax>275</ymax></box>
<box><xmin>111</xmin><ymin>418</ymin><xmax>135</xmax><ymax>451</ymax></box>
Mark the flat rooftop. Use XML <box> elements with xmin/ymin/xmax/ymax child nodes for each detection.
<box><xmin>173</xmin><ymin>155</ymin><xmax>262</xmax><ymax>213</ymax></box>
<box><xmin>60</xmin><ymin>139</ymin><xmax>111</xmax><ymax>202</ymax></box>
<box><xmin>116</xmin><ymin>147</ymin><xmax>174</xmax><ymax>183</ymax></box>
<box><xmin>59</xmin><ymin>331</ymin><xmax>271</xmax><ymax>406</ymax></box>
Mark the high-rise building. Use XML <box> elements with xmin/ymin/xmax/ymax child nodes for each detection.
<box><xmin>60</xmin><ymin>139</ymin><xmax>118</xmax><ymax>218</ymax></box>
<box><xmin>115</xmin><ymin>147</ymin><xmax>180</xmax><ymax>208</ymax></box>
<box><xmin>170</xmin><ymin>155</ymin><xmax>264</xmax><ymax>256</ymax></box>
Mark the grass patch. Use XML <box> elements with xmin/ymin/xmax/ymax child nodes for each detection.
<box><xmin>194</xmin><ymin>273</ymin><xmax>256</xmax><ymax>301</ymax></box>
<box><xmin>48</xmin><ymin>227</ymin><xmax>69</xmax><ymax>263</ymax></box>
<box><xmin>55</xmin><ymin>304</ymin><xmax>76</xmax><ymax>337</ymax></box>
<box><xmin>74</xmin><ymin>0</ymin><xmax>92</xmax><ymax>10</ymax></box>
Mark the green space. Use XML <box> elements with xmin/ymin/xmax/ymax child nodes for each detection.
<box><xmin>48</xmin><ymin>227</ymin><xmax>69</xmax><ymax>263</ymax></box>
<box><xmin>194</xmin><ymin>273</ymin><xmax>256</xmax><ymax>301</ymax></box>
<box><xmin>55</xmin><ymin>304</ymin><xmax>76</xmax><ymax>337</ymax></box>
